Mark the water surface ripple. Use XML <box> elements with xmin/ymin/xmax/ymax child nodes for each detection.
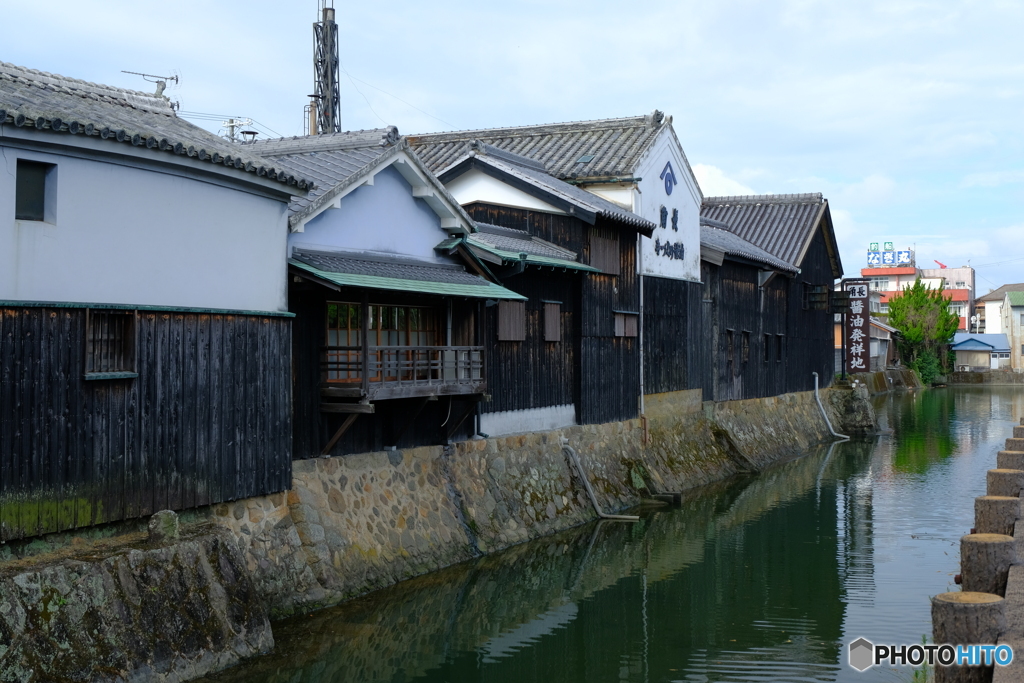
<box><xmin>200</xmin><ymin>387</ymin><xmax>1024</xmax><ymax>683</ymax></box>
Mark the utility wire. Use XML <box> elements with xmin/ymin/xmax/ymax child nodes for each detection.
<box><xmin>339</xmin><ymin>60</ymin><xmax>387</xmax><ymax>126</ymax></box>
<box><xmin>340</xmin><ymin>69</ymin><xmax>456</xmax><ymax>128</ymax></box>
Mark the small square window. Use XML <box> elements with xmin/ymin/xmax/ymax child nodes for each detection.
<box><xmin>497</xmin><ymin>300</ymin><xmax>526</xmax><ymax>341</ymax></box>
<box><xmin>85</xmin><ymin>310</ymin><xmax>137</xmax><ymax>379</ymax></box>
<box><xmin>614</xmin><ymin>312</ymin><xmax>638</xmax><ymax>338</ymax></box>
<box><xmin>15</xmin><ymin>160</ymin><xmax>56</xmax><ymax>222</ymax></box>
<box><xmin>741</xmin><ymin>331</ymin><xmax>750</xmax><ymax>363</ymax></box>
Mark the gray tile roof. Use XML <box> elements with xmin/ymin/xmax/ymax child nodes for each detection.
<box><xmin>251</xmin><ymin>132</ymin><xmax>472</xmax><ymax>233</ymax></box>
<box><xmin>291</xmin><ymin>248</ymin><xmax>484</xmax><ymax>285</ymax></box>
<box><xmin>0</xmin><ymin>61</ymin><xmax>310</xmax><ymax>189</ymax></box>
<box><xmin>473</xmin><ymin>223</ymin><xmax>579</xmax><ymax>260</ymax></box>
<box><xmin>409</xmin><ymin>110</ymin><xmax>670</xmax><ymax>180</ymax></box>
<box><xmin>440</xmin><ymin>142</ymin><xmax>655</xmax><ymax>235</ymax></box>
<box><xmin>977</xmin><ymin>283</ymin><xmax>1024</xmax><ymax>302</ymax></box>
<box><xmin>700</xmin><ymin>193</ymin><xmax>831</xmax><ymax>269</ymax></box>
<box><xmin>699</xmin><ymin>222</ymin><xmax>799</xmax><ymax>274</ymax></box>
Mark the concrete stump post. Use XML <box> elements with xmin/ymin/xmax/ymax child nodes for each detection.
<box><xmin>960</xmin><ymin>533</ymin><xmax>1016</xmax><ymax>596</ymax></box>
<box><xmin>986</xmin><ymin>469</ymin><xmax>1024</xmax><ymax>498</ymax></box>
<box><xmin>1007</xmin><ymin>438</ymin><xmax>1024</xmax><ymax>452</ymax></box>
<box><xmin>1013</xmin><ymin>426</ymin><xmax>1024</xmax><ymax>438</ymax></box>
<box><xmin>996</xmin><ymin>451</ymin><xmax>1024</xmax><ymax>471</ymax></box>
<box><xmin>975</xmin><ymin>496</ymin><xmax>1022</xmax><ymax>536</ymax></box>
<box><xmin>932</xmin><ymin>592</ymin><xmax>1005</xmax><ymax>683</ymax></box>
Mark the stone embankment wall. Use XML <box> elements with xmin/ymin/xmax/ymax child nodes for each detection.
<box><xmin>852</xmin><ymin>368</ymin><xmax>922</xmax><ymax>394</ymax></box>
<box><xmin>951</xmin><ymin>371</ymin><xmax>1024</xmax><ymax>386</ymax></box>
<box><xmin>0</xmin><ymin>385</ymin><xmax>871</xmax><ymax>681</ymax></box>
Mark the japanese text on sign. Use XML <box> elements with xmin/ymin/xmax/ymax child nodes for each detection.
<box><xmin>845</xmin><ymin>282</ymin><xmax>870</xmax><ymax>374</ymax></box>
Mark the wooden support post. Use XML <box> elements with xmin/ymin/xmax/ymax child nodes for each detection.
<box><xmin>961</xmin><ymin>533</ymin><xmax>1017</xmax><ymax>596</ymax></box>
<box><xmin>322</xmin><ymin>414</ymin><xmax>360</xmax><ymax>456</ymax></box>
<box><xmin>975</xmin><ymin>496</ymin><xmax>1021</xmax><ymax>536</ymax></box>
<box><xmin>931</xmin><ymin>592</ymin><xmax>1005</xmax><ymax>683</ymax></box>
<box><xmin>361</xmin><ymin>292</ymin><xmax>369</xmax><ymax>398</ymax></box>
<box><xmin>986</xmin><ymin>469</ymin><xmax>1024</xmax><ymax>498</ymax></box>
<box><xmin>996</xmin><ymin>451</ymin><xmax>1024</xmax><ymax>471</ymax></box>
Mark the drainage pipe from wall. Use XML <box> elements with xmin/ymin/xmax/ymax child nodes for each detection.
<box><xmin>561</xmin><ymin>437</ymin><xmax>639</xmax><ymax>522</ymax></box>
<box><xmin>812</xmin><ymin>372</ymin><xmax>850</xmax><ymax>441</ymax></box>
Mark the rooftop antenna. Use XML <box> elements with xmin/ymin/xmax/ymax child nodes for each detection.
<box><xmin>221</xmin><ymin>117</ymin><xmax>253</xmax><ymax>143</ymax></box>
<box><xmin>312</xmin><ymin>0</ymin><xmax>340</xmax><ymax>134</ymax></box>
<box><xmin>121</xmin><ymin>70</ymin><xmax>179</xmax><ymax>98</ymax></box>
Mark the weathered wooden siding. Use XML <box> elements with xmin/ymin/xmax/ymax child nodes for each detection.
<box><xmin>642</xmin><ymin>276</ymin><xmax>704</xmax><ymax>396</ymax></box>
<box><xmin>464</xmin><ymin>204</ymin><xmax>642</xmax><ymax>425</ymax></box>
<box><xmin>482</xmin><ymin>270</ymin><xmax>578</xmax><ymax>415</ymax></box>
<box><xmin>785</xmin><ymin>228</ymin><xmax>837</xmax><ymax>392</ymax></box>
<box><xmin>0</xmin><ymin>305</ymin><xmax>292</xmax><ymax>542</ymax></box>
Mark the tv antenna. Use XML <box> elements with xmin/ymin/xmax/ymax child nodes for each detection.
<box><xmin>311</xmin><ymin>1</ymin><xmax>340</xmax><ymax>134</ymax></box>
<box><xmin>122</xmin><ymin>70</ymin><xmax>180</xmax><ymax>98</ymax></box>
<box><xmin>221</xmin><ymin>117</ymin><xmax>254</xmax><ymax>143</ymax></box>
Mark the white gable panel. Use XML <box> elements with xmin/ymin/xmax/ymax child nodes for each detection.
<box><xmin>445</xmin><ymin>167</ymin><xmax>567</xmax><ymax>214</ymax></box>
<box><xmin>631</xmin><ymin>127</ymin><xmax>702</xmax><ymax>282</ymax></box>
<box><xmin>289</xmin><ymin>165</ymin><xmax>451</xmax><ymax>264</ymax></box>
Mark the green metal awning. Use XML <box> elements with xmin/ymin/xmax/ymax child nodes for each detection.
<box><xmin>289</xmin><ymin>259</ymin><xmax>526</xmax><ymax>300</ymax></box>
<box><xmin>437</xmin><ymin>236</ymin><xmax>600</xmax><ymax>273</ymax></box>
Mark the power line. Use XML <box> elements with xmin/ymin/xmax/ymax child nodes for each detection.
<box><xmin>339</xmin><ymin>60</ymin><xmax>387</xmax><ymax>126</ymax></box>
<box><xmin>340</xmin><ymin>69</ymin><xmax>456</xmax><ymax>128</ymax></box>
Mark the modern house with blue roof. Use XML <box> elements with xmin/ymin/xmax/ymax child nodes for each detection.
<box><xmin>0</xmin><ymin>61</ymin><xmax>307</xmax><ymax>541</ymax></box>
<box><xmin>251</xmin><ymin>130</ymin><xmax>527</xmax><ymax>455</ymax></box>
<box><xmin>951</xmin><ymin>333</ymin><xmax>1011</xmax><ymax>371</ymax></box>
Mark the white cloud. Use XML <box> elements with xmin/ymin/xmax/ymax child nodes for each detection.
<box><xmin>691</xmin><ymin>164</ymin><xmax>757</xmax><ymax>197</ymax></box>
<box><xmin>960</xmin><ymin>170</ymin><xmax>1024</xmax><ymax>188</ymax></box>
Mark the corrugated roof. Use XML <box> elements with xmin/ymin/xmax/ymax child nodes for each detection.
<box><xmin>700</xmin><ymin>193</ymin><xmax>835</xmax><ymax>271</ymax></box>
<box><xmin>978</xmin><ymin>283</ymin><xmax>1024</xmax><ymax>302</ymax></box>
<box><xmin>290</xmin><ymin>250</ymin><xmax>525</xmax><ymax>300</ymax></box>
<box><xmin>440</xmin><ymin>143</ymin><xmax>654</xmax><ymax>234</ymax></box>
<box><xmin>409</xmin><ymin>111</ymin><xmax>669</xmax><ymax>180</ymax></box>
<box><xmin>699</xmin><ymin>222</ymin><xmax>798</xmax><ymax>274</ymax></box>
<box><xmin>0</xmin><ymin>61</ymin><xmax>310</xmax><ymax>189</ymax></box>
<box><xmin>952</xmin><ymin>333</ymin><xmax>1010</xmax><ymax>351</ymax></box>
<box><xmin>1007</xmin><ymin>291</ymin><xmax>1024</xmax><ymax>306</ymax></box>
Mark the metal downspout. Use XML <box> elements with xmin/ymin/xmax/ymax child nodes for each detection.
<box><xmin>812</xmin><ymin>372</ymin><xmax>850</xmax><ymax>441</ymax></box>
<box><xmin>561</xmin><ymin>437</ymin><xmax>639</xmax><ymax>521</ymax></box>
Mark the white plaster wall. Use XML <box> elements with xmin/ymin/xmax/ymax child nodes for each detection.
<box><xmin>480</xmin><ymin>404</ymin><xmax>576</xmax><ymax>437</ymax></box>
<box><xmin>986</xmin><ymin>301</ymin><xmax>1003</xmax><ymax>334</ymax></box>
<box><xmin>0</xmin><ymin>144</ymin><xmax>288</xmax><ymax>311</ymax></box>
<box><xmin>628</xmin><ymin>127</ymin><xmax>701</xmax><ymax>282</ymax></box>
<box><xmin>289</xmin><ymin>165</ymin><xmax>453</xmax><ymax>264</ymax></box>
<box><xmin>445</xmin><ymin>168</ymin><xmax>566</xmax><ymax>215</ymax></box>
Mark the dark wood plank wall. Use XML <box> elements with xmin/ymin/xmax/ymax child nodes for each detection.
<box><xmin>642</xmin><ymin>276</ymin><xmax>704</xmax><ymax>396</ymax></box>
<box><xmin>463</xmin><ymin>204</ymin><xmax>642</xmax><ymax>425</ymax></box>
<box><xmin>0</xmin><ymin>306</ymin><xmax>292</xmax><ymax>542</ymax></box>
<box><xmin>290</xmin><ymin>284</ymin><xmax>477</xmax><ymax>459</ymax></box>
<box><xmin>481</xmin><ymin>270</ymin><xmax>578</xmax><ymax>415</ymax></box>
<box><xmin>785</xmin><ymin>228</ymin><xmax>838</xmax><ymax>392</ymax></box>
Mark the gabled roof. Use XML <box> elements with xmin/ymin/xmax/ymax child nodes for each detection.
<box><xmin>437</xmin><ymin>223</ymin><xmax>600</xmax><ymax>273</ymax></box>
<box><xmin>1008</xmin><ymin>291</ymin><xmax>1024</xmax><ymax>307</ymax></box>
<box><xmin>700</xmin><ymin>193</ymin><xmax>843</xmax><ymax>277</ymax></box>
<box><xmin>410</xmin><ymin>111</ymin><xmax>671</xmax><ymax>180</ymax></box>
<box><xmin>952</xmin><ymin>333</ymin><xmax>1010</xmax><ymax>352</ymax></box>
<box><xmin>290</xmin><ymin>249</ymin><xmax>525</xmax><ymax>300</ymax></box>
<box><xmin>869</xmin><ymin>317</ymin><xmax>899</xmax><ymax>334</ymax></box>
<box><xmin>251</xmin><ymin>131</ymin><xmax>473</xmax><ymax>233</ymax></box>
<box><xmin>437</xmin><ymin>141</ymin><xmax>654</xmax><ymax>235</ymax></box>
<box><xmin>0</xmin><ymin>61</ymin><xmax>310</xmax><ymax>189</ymax></box>
<box><xmin>978</xmin><ymin>283</ymin><xmax>1024</xmax><ymax>302</ymax></box>
<box><xmin>698</xmin><ymin>219</ymin><xmax>799</xmax><ymax>274</ymax></box>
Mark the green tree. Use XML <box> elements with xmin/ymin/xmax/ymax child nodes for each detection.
<box><xmin>887</xmin><ymin>278</ymin><xmax>960</xmax><ymax>383</ymax></box>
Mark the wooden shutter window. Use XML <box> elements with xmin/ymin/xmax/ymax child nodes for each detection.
<box><xmin>497</xmin><ymin>300</ymin><xmax>526</xmax><ymax>341</ymax></box>
<box><xmin>543</xmin><ymin>302</ymin><xmax>561</xmax><ymax>342</ymax></box>
<box><xmin>590</xmin><ymin>233</ymin><xmax>620</xmax><ymax>275</ymax></box>
<box><xmin>742</xmin><ymin>331</ymin><xmax>750</xmax><ymax>363</ymax></box>
<box><xmin>614</xmin><ymin>313</ymin><xmax>638</xmax><ymax>338</ymax></box>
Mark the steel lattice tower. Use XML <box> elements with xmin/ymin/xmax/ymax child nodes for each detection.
<box><xmin>313</xmin><ymin>2</ymin><xmax>340</xmax><ymax>134</ymax></box>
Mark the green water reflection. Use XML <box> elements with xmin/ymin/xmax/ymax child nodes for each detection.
<box><xmin>201</xmin><ymin>387</ymin><xmax>1024</xmax><ymax>683</ymax></box>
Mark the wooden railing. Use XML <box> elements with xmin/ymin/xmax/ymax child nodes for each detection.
<box><xmin>321</xmin><ymin>345</ymin><xmax>484</xmax><ymax>398</ymax></box>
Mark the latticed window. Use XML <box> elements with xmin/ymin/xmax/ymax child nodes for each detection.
<box><xmin>325</xmin><ymin>302</ymin><xmax>440</xmax><ymax>382</ymax></box>
<box><xmin>803</xmin><ymin>283</ymin><xmax>830</xmax><ymax>311</ymax></box>
<box><xmin>85</xmin><ymin>310</ymin><xmax>136</xmax><ymax>378</ymax></box>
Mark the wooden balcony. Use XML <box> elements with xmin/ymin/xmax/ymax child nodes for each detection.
<box><xmin>320</xmin><ymin>345</ymin><xmax>485</xmax><ymax>407</ymax></box>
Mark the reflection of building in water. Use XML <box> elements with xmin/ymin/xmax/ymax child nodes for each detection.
<box><xmin>836</xmin><ymin>442</ymin><xmax>877</xmax><ymax>609</ymax></box>
<box><xmin>200</xmin><ymin>447</ymin><xmax>851</xmax><ymax>683</ymax></box>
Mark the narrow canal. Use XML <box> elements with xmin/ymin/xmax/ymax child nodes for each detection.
<box><xmin>201</xmin><ymin>387</ymin><xmax>1024</xmax><ymax>683</ymax></box>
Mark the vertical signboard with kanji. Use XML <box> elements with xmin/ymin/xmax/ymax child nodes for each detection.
<box><xmin>845</xmin><ymin>282</ymin><xmax>869</xmax><ymax>374</ymax></box>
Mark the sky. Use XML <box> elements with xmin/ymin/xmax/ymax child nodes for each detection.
<box><xmin>4</xmin><ymin>0</ymin><xmax>1024</xmax><ymax>292</ymax></box>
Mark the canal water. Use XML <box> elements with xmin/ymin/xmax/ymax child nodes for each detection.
<box><xmin>200</xmin><ymin>387</ymin><xmax>1024</xmax><ymax>683</ymax></box>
